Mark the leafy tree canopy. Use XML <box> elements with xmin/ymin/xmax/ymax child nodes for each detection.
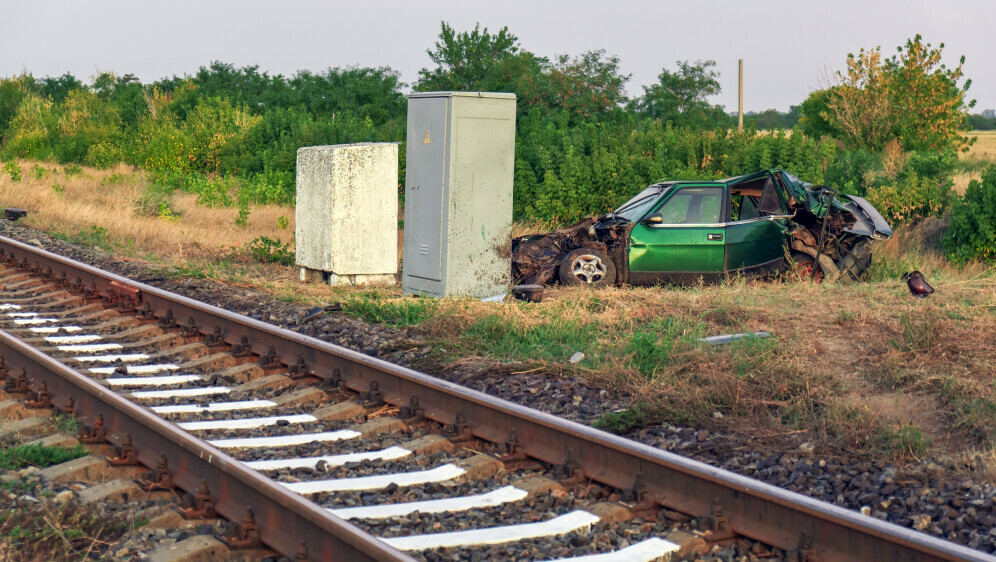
<box><xmin>633</xmin><ymin>60</ymin><xmax>729</xmax><ymax>129</ymax></box>
<box><xmin>801</xmin><ymin>35</ymin><xmax>974</xmax><ymax>152</ymax></box>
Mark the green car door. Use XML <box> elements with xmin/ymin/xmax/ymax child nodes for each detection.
<box><xmin>725</xmin><ymin>173</ymin><xmax>792</xmax><ymax>274</ymax></box>
<box><xmin>628</xmin><ymin>186</ymin><xmax>727</xmax><ymax>284</ymax></box>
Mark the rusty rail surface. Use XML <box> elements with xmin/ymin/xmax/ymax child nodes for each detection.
<box><xmin>0</xmin><ymin>331</ymin><xmax>413</xmax><ymax>561</ymax></box>
<box><xmin>0</xmin><ymin>234</ymin><xmax>990</xmax><ymax>562</ymax></box>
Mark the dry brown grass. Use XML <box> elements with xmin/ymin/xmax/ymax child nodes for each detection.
<box><xmin>0</xmin><ymin>160</ymin><xmax>295</xmax><ymax>262</ymax></box>
<box><xmin>1</xmin><ymin>159</ymin><xmax>995</xmax><ymax>467</ymax></box>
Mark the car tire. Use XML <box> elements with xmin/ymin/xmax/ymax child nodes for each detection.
<box><xmin>559</xmin><ymin>248</ymin><xmax>617</xmax><ymax>287</ymax></box>
<box><xmin>791</xmin><ymin>254</ymin><xmax>823</xmax><ymax>283</ymax></box>
<box><xmin>839</xmin><ymin>240</ymin><xmax>873</xmax><ymax>280</ymax></box>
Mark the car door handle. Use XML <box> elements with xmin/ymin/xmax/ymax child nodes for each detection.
<box><xmin>707</xmin><ymin>234</ymin><xmax>723</xmax><ymax>241</ymax></box>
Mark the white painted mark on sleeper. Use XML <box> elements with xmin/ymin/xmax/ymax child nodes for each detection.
<box><xmin>329</xmin><ymin>485</ymin><xmax>528</xmax><ymax>520</ymax></box>
<box><xmin>44</xmin><ymin>335</ymin><xmax>102</xmax><ymax>344</ymax></box>
<box><xmin>381</xmin><ymin>510</ymin><xmax>601</xmax><ymax>550</ymax></box>
<box><xmin>244</xmin><ymin>446</ymin><xmax>411</xmax><ymax>471</ymax></box>
<box><xmin>74</xmin><ymin>353</ymin><xmax>149</xmax><ymax>363</ymax></box>
<box><xmin>151</xmin><ymin>399</ymin><xmax>276</xmax><ymax>414</ymax></box>
<box><xmin>89</xmin><ymin>364</ymin><xmax>178</xmax><ymax>375</ymax></box>
<box><xmin>106</xmin><ymin>374</ymin><xmax>202</xmax><ymax>387</ymax></box>
<box><xmin>179</xmin><ymin>414</ymin><xmax>317</xmax><ymax>431</ymax></box>
<box><xmin>208</xmin><ymin>430</ymin><xmax>361</xmax><ymax>449</ymax></box>
<box><xmin>29</xmin><ymin>326</ymin><xmax>82</xmax><ymax>334</ymax></box>
<box><xmin>281</xmin><ymin>464</ymin><xmax>466</xmax><ymax>495</ymax></box>
<box><xmin>131</xmin><ymin>386</ymin><xmax>230</xmax><ymax>399</ymax></box>
<box><xmin>56</xmin><ymin>343</ymin><xmax>123</xmax><ymax>353</ymax></box>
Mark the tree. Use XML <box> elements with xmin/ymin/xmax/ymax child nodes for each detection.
<box><xmin>634</xmin><ymin>60</ymin><xmax>727</xmax><ymax>128</ymax></box>
<box><xmin>806</xmin><ymin>35</ymin><xmax>974</xmax><ymax>152</ymax></box>
<box><xmin>416</xmin><ymin>22</ymin><xmax>521</xmax><ymax>92</ymax></box>
<box><xmin>547</xmin><ymin>50</ymin><xmax>629</xmax><ymax>119</ymax></box>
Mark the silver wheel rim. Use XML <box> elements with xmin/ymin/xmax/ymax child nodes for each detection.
<box><xmin>570</xmin><ymin>254</ymin><xmax>606</xmax><ymax>284</ymax></box>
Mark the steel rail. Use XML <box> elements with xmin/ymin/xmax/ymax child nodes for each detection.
<box><xmin>0</xmin><ymin>234</ymin><xmax>990</xmax><ymax>561</ymax></box>
<box><xmin>0</xmin><ymin>330</ymin><xmax>412</xmax><ymax>562</ymax></box>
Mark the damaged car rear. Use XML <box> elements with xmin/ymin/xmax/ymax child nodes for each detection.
<box><xmin>512</xmin><ymin>169</ymin><xmax>892</xmax><ymax>286</ymax></box>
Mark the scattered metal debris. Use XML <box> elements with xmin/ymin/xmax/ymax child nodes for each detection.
<box><xmin>902</xmin><ymin>271</ymin><xmax>934</xmax><ymax>298</ymax></box>
<box><xmin>300</xmin><ymin>303</ymin><xmax>343</xmax><ymax>323</ymax></box>
<box><xmin>512</xmin><ymin>284</ymin><xmax>544</xmax><ymax>303</ymax></box>
<box><xmin>698</xmin><ymin>331</ymin><xmax>771</xmax><ymax>345</ymax></box>
<box><xmin>3</xmin><ymin>208</ymin><xmax>27</xmax><ymax>221</ymax></box>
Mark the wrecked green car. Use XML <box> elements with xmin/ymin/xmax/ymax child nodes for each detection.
<box><xmin>512</xmin><ymin>169</ymin><xmax>893</xmax><ymax>286</ymax></box>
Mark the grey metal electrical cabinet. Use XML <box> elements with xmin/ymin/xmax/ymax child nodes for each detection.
<box><xmin>402</xmin><ymin>92</ymin><xmax>517</xmax><ymax>298</ymax></box>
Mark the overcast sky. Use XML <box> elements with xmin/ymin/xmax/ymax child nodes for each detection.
<box><xmin>3</xmin><ymin>0</ymin><xmax>993</xmax><ymax>113</ymax></box>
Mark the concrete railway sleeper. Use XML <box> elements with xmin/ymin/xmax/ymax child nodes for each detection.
<box><xmin>0</xmin><ymin>234</ymin><xmax>990</xmax><ymax>561</ymax></box>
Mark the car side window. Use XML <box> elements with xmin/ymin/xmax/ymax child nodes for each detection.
<box><xmin>758</xmin><ymin>176</ymin><xmax>787</xmax><ymax>215</ymax></box>
<box><xmin>656</xmin><ymin>187</ymin><xmax>723</xmax><ymax>224</ymax></box>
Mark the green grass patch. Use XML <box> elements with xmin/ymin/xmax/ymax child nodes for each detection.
<box><xmin>342</xmin><ymin>293</ymin><xmax>438</xmax><ymax>327</ymax></box>
<box><xmin>627</xmin><ymin>317</ymin><xmax>702</xmax><ymax>379</ymax></box>
<box><xmin>0</xmin><ymin>444</ymin><xmax>88</xmax><ymax>470</ymax></box>
<box><xmin>463</xmin><ymin>314</ymin><xmax>601</xmax><ymax>363</ymax></box>
<box><xmin>593</xmin><ymin>401</ymin><xmax>654</xmax><ymax>434</ymax></box>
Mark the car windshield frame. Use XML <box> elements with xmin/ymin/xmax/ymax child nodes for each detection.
<box><xmin>613</xmin><ymin>185</ymin><xmax>669</xmax><ymax>222</ymax></box>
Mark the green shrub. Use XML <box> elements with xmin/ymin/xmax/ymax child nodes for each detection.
<box><xmin>63</xmin><ymin>163</ymin><xmax>82</xmax><ymax>177</ymax></box>
<box><xmin>944</xmin><ymin>165</ymin><xmax>996</xmax><ymax>263</ymax></box>
<box><xmin>29</xmin><ymin>164</ymin><xmax>46</xmax><ymax>180</ymax></box>
<box><xmin>243</xmin><ymin>236</ymin><xmax>294</xmax><ymax>265</ymax></box>
<box><xmin>3</xmin><ymin>160</ymin><xmax>22</xmax><ymax>182</ymax></box>
<box><xmin>84</xmin><ymin>141</ymin><xmax>125</xmax><ymax>168</ymax></box>
<box><xmin>864</xmin><ymin>172</ymin><xmax>952</xmax><ymax>226</ymax></box>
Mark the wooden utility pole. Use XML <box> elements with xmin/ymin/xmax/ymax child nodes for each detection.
<box><xmin>738</xmin><ymin>59</ymin><xmax>743</xmax><ymax>132</ymax></box>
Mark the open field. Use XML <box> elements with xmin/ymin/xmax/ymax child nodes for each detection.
<box><xmin>954</xmin><ymin>130</ymin><xmax>996</xmax><ymax>192</ymax></box>
<box><xmin>0</xmin><ymin>161</ymin><xmax>296</xmax><ymax>263</ymax></box>
<box><xmin>1</xmin><ymin>159</ymin><xmax>996</xmax><ymax>474</ymax></box>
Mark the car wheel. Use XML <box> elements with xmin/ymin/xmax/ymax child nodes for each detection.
<box><xmin>839</xmin><ymin>240</ymin><xmax>873</xmax><ymax>280</ymax></box>
<box><xmin>559</xmin><ymin>248</ymin><xmax>617</xmax><ymax>287</ymax></box>
<box><xmin>792</xmin><ymin>254</ymin><xmax>823</xmax><ymax>283</ymax></box>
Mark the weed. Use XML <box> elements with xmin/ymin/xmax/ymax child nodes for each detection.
<box><xmin>30</xmin><ymin>164</ymin><xmax>46</xmax><ymax>180</ymax></box>
<box><xmin>593</xmin><ymin>402</ymin><xmax>652</xmax><ymax>434</ymax></box>
<box><xmin>879</xmin><ymin>423</ymin><xmax>930</xmax><ymax>458</ymax></box>
<box><xmin>835</xmin><ymin>310</ymin><xmax>857</xmax><ymax>325</ymax></box>
<box><xmin>899</xmin><ymin>312</ymin><xmax>940</xmax><ymax>353</ymax></box>
<box><xmin>241</xmin><ymin>236</ymin><xmax>295</xmax><ymax>266</ymax></box>
<box><xmin>0</xmin><ymin>444</ymin><xmax>88</xmax><ymax>470</ymax></box>
<box><xmin>344</xmin><ymin>294</ymin><xmax>437</xmax><ymax>327</ymax></box>
<box><xmin>235</xmin><ymin>196</ymin><xmax>251</xmax><ymax>227</ymax></box>
<box><xmin>101</xmin><ymin>172</ymin><xmax>128</xmax><ymax>186</ymax></box>
<box><xmin>157</xmin><ymin>202</ymin><xmax>181</xmax><ymax>223</ymax></box>
<box><xmin>63</xmin><ymin>163</ymin><xmax>82</xmax><ymax>177</ymax></box>
<box><xmin>70</xmin><ymin>225</ymin><xmax>111</xmax><ymax>249</ymax></box>
<box><xmin>51</xmin><ymin>182</ymin><xmax>64</xmax><ymax>195</ymax></box>
<box><xmin>3</xmin><ymin>161</ymin><xmax>22</xmax><ymax>182</ymax></box>
<box><xmin>627</xmin><ymin>317</ymin><xmax>692</xmax><ymax>379</ymax></box>
<box><xmin>53</xmin><ymin>414</ymin><xmax>78</xmax><ymax>435</ymax></box>
<box><xmin>277</xmin><ymin>215</ymin><xmax>289</xmax><ymax>230</ymax></box>
<box><xmin>0</xmin><ymin>496</ymin><xmax>131</xmax><ymax>559</ymax></box>
<box><xmin>729</xmin><ymin>334</ymin><xmax>777</xmax><ymax>378</ymax></box>
<box><xmin>463</xmin><ymin>313</ymin><xmax>600</xmax><ymax>362</ymax></box>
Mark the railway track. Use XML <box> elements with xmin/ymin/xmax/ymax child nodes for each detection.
<box><xmin>0</xmin><ymin>233</ymin><xmax>989</xmax><ymax>562</ymax></box>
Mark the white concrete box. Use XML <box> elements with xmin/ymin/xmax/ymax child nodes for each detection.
<box><xmin>295</xmin><ymin>143</ymin><xmax>398</xmax><ymax>286</ymax></box>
